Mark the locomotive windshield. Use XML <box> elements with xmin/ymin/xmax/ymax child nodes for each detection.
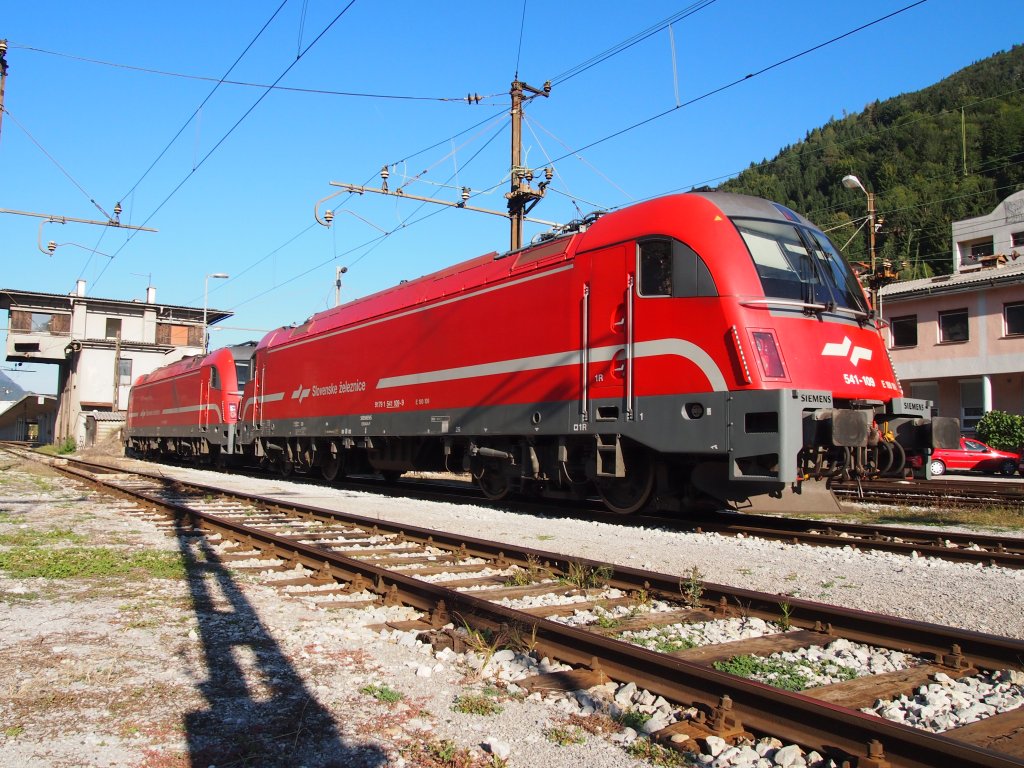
<box><xmin>734</xmin><ymin>218</ymin><xmax>869</xmax><ymax>314</ymax></box>
<box><xmin>234</xmin><ymin>360</ymin><xmax>251</xmax><ymax>388</ymax></box>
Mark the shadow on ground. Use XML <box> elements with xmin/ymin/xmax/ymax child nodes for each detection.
<box><xmin>174</xmin><ymin>518</ymin><xmax>386</xmax><ymax>768</ymax></box>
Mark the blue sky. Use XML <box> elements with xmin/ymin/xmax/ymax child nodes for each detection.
<box><xmin>2</xmin><ymin>0</ymin><xmax>1022</xmax><ymax>394</ymax></box>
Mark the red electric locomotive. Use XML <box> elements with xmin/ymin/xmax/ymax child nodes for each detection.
<box><xmin>221</xmin><ymin>191</ymin><xmax>955</xmax><ymax>512</ymax></box>
<box><xmin>125</xmin><ymin>343</ymin><xmax>254</xmax><ymax>462</ymax></box>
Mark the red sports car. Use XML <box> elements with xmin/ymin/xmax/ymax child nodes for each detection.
<box><xmin>919</xmin><ymin>437</ymin><xmax>1021</xmax><ymax>477</ymax></box>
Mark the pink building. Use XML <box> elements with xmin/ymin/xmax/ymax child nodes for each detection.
<box><xmin>879</xmin><ymin>190</ymin><xmax>1024</xmax><ymax>432</ymax></box>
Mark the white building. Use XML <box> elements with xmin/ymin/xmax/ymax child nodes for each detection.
<box><xmin>1</xmin><ymin>280</ymin><xmax>231</xmax><ymax>445</ymax></box>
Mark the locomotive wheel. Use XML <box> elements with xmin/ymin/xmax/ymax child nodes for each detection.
<box><xmin>380</xmin><ymin>470</ymin><xmax>404</xmax><ymax>483</ymax></box>
<box><xmin>476</xmin><ymin>466</ymin><xmax>513</xmax><ymax>501</ymax></box>
<box><xmin>273</xmin><ymin>456</ymin><xmax>294</xmax><ymax>478</ymax></box>
<box><xmin>596</xmin><ymin>449</ymin><xmax>655</xmax><ymax>514</ymax></box>
<box><xmin>320</xmin><ymin>443</ymin><xmax>344</xmax><ymax>482</ymax></box>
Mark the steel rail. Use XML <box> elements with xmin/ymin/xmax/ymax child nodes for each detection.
<box><xmin>39</xmin><ymin>457</ymin><xmax>1024</xmax><ymax>767</ymax></box>
<box><xmin>56</xmin><ymin>452</ymin><xmax>1024</xmax><ymax>568</ymax></box>
<box><xmin>50</xmin><ymin>455</ymin><xmax>1024</xmax><ymax>670</ymax></box>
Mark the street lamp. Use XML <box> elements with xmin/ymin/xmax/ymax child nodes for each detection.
<box><xmin>842</xmin><ymin>174</ymin><xmax>877</xmax><ymax>313</ymax></box>
<box><xmin>203</xmin><ymin>273</ymin><xmax>229</xmax><ymax>353</ymax></box>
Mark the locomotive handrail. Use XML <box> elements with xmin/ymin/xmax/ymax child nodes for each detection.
<box><xmin>626</xmin><ymin>274</ymin><xmax>635</xmax><ymax>421</ymax></box>
<box><xmin>581</xmin><ymin>283</ymin><xmax>590</xmax><ymax>421</ymax></box>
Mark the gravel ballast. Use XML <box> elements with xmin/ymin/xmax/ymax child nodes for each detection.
<box><xmin>2</xmin><ymin>452</ymin><xmax>1023</xmax><ymax>767</ymax></box>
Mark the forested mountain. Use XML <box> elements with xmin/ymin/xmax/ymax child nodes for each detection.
<box><xmin>717</xmin><ymin>45</ymin><xmax>1024</xmax><ymax>278</ymax></box>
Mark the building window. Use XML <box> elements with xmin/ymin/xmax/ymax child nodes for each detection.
<box><xmin>1006</xmin><ymin>302</ymin><xmax>1024</xmax><ymax>336</ymax></box>
<box><xmin>939</xmin><ymin>309</ymin><xmax>968</xmax><ymax>343</ymax></box>
<box><xmin>105</xmin><ymin>318</ymin><xmax>122</xmax><ymax>339</ymax></box>
<box><xmin>10</xmin><ymin>310</ymin><xmax>71</xmax><ymax>335</ymax></box>
<box><xmin>960</xmin><ymin>380</ymin><xmax>983</xmax><ymax>433</ymax></box>
<box><xmin>889</xmin><ymin>315</ymin><xmax>917</xmax><ymax>347</ymax></box>
<box><xmin>970</xmin><ymin>240</ymin><xmax>994</xmax><ymax>259</ymax></box>
<box><xmin>1012</xmin><ymin>231</ymin><xmax>1024</xmax><ymax>248</ymax></box>
<box><xmin>909</xmin><ymin>381</ymin><xmax>939</xmax><ymax>417</ymax></box>
<box><xmin>156</xmin><ymin>322</ymin><xmax>203</xmax><ymax>347</ymax></box>
<box><xmin>118</xmin><ymin>358</ymin><xmax>133</xmax><ymax>382</ymax></box>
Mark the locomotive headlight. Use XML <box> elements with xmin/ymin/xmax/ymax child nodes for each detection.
<box><xmin>684</xmin><ymin>402</ymin><xmax>705</xmax><ymax>420</ymax></box>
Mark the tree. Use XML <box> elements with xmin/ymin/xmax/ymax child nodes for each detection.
<box><xmin>975</xmin><ymin>411</ymin><xmax>1024</xmax><ymax>453</ymax></box>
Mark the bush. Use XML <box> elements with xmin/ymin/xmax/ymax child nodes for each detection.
<box><xmin>56</xmin><ymin>437</ymin><xmax>78</xmax><ymax>454</ymax></box>
<box><xmin>975</xmin><ymin>411</ymin><xmax>1024</xmax><ymax>452</ymax></box>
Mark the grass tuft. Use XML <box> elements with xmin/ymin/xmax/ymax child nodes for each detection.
<box><xmin>359</xmin><ymin>683</ymin><xmax>404</xmax><ymax>703</ymax></box>
<box><xmin>452</xmin><ymin>692</ymin><xmax>503</xmax><ymax>716</ymax></box>
<box><xmin>0</xmin><ymin>546</ymin><xmax>184</xmax><ymax>580</ymax></box>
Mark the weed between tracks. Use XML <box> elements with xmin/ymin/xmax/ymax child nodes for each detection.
<box><xmin>559</xmin><ymin>561</ymin><xmax>614</xmax><ymax>590</ymax></box>
<box><xmin>713</xmin><ymin>653</ymin><xmax>859</xmax><ymax>691</ymax></box>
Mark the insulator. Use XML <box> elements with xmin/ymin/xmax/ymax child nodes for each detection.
<box><xmin>114</xmin><ymin>201</ymin><xmax>122</xmax><ymax>216</ymax></box>
<box><xmin>324</xmin><ymin>209</ymin><xmax>334</xmax><ymax>225</ymax></box>
<box><xmin>461</xmin><ymin>187</ymin><xmax>470</xmax><ymax>202</ymax></box>
<box><xmin>47</xmin><ymin>240</ymin><xmax>56</xmax><ymax>253</ymax></box>
<box><xmin>380</xmin><ymin>165</ymin><xmax>390</xmax><ymax>181</ymax></box>
<box><xmin>545</xmin><ymin>167</ymin><xmax>554</xmax><ymax>181</ymax></box>
<box><xmin>526</xmin><ymin>170</ymin><xmax>534</xmax><ymax>181</ymax></box>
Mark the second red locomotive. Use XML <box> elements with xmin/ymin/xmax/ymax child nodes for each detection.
<box><xmin>126</xmin><ymin>192</ymin><xmax>957</xmax><ymax>512</ymax></box>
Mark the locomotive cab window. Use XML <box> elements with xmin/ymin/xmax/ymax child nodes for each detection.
<box><xmin>637</xmin><ymin>238</ymin><xmax>716</xmax><ymax>298</ymax></box>
<box><xmin>734</xmin><ymin>218</ymin><xmax>869</xmax><ymax>314</ymax></box>
<box><xmin>639</xmin><ymin>240</ymin><xmax>673</xmax><ymax>296</ymax></box>
<box><xmin>234</xmin><ymin>360</ymin><xmax>252</xmax><ymax>388</ymax></box>
<box><xmin>209</xmin><ymin>368</ymin><xmax>221</xmax><ymax>390</ymax></box>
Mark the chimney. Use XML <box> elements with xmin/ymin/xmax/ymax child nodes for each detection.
<box><xmin>75</xmin><ymin>279</ymin><xmax>86</xmax><ymax>297</ymax></box>
<box><xmin>146</xmin><ymin>286</ymin><xmax>156</xmax><ymax>304</ymax></box>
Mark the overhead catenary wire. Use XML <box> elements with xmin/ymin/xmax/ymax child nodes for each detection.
<box><xmin>550</xmin><ymin>0</ymin><xmax>719</xmax><ymax>87</ymax></box>
<box><xmin>8</xmin><ymin>43</ymin><xmax>495</xmax><ymax>104</ymax></box>
<box><xmin>115</xmin><ymin>0</ymin><xmax>978</xmax><ymax>317</ymax></box>
<box><xmin>1</xmin><ymin>106</ymin><xmax>115</xmax><ymax>222</ymax></box>
<box><xmin>93</xmin><ymin>0</ymin><xmax>359</xmax><ymax>289</ymax></box>
<box><xmin>116</xmin><ymin>0</ymin><xmax>290</xmax><ymax>206</ymax></box>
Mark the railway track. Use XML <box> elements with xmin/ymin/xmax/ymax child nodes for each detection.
<box><xmin>12</xmin><ymin>448</ymin><xmax>1024</xmax><ymax>768</ymax></box>
<box><xmin>831</xmin><ymin>476</ymin><xmax>1024</xmax><ymax>507</ymax></box>
<box><xmin>9</xmin><ymin>443</ymin><xmax>1024</xmax><ymax>570</ymax></box>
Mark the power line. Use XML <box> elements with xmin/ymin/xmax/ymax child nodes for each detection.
<box><xmin>117</xmin><ymin>0</ymin><xmax>290</xmax><ymax>205</ymax></box>
<box><xmin>550</xmin><ymin>0</ymin><xmax>718</xmax><ymax>86</ymax></box>
<box><xmin>93</xmin><ymin>0</ymin><xmax>360</xmax><ymax>288</ymax></box>
<box><xmin>9</xmin><ymin>42</ymin><xmax>490</xmax><ymax>104</ymax></box>
<box><xmin>542</xmin><ymin>1</ymin><xmax>930</xmax><ymax>174</ymax></box>
<box><xmin>513</xmin><ymin>0</ymin><xmax>528</xmax><ymax>78</ymax></box>
<box><xmin>1</xmin><ymin>106</ymin><xmax>115</xmax><ymax>221</ymax></box>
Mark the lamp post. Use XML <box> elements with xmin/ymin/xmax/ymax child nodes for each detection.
<box><xmin>203</xmin><ymin>273</ymin><xmax>229</xmax><ymax>353</ymax></box>
<box><xmin>842</xmin><ymin>174</ymin><xmax>877</xmax><ymax>314</ymax></box>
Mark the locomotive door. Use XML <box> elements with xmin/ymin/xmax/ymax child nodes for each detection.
<box><xmin>584</xmin><ymin>243</ymin><xmax>633</xmax><ymax>421</ymax></box>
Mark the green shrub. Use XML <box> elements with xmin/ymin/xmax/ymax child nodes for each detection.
<box><xmin>55</xmin><ymin>437</ymin><xmax>78</xmax><ymax>455</ymax></box>
<box><xmin>976</xmin><ymin>410</ymin><xmax>1024</xmax><ymax>452</ymax></box>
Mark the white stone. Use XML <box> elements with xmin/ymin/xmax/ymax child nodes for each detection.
<box><xmin>482</xmin><ymin>738</ymin><xmax>510</xmax><ymax>760</ymax></box>
<box><xmin>773</xmin><ymin>743</ymin><xmax>803</xmax><ymax>767</ymax></box>
<box><xmin>704</xmin><ymin>735</ymin><xmax>727</xmax><ymax>756</ymax></box>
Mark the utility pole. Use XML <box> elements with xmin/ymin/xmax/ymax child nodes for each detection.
<box><xmin>318</xmin><ymin>76</ymin><xmax>556</xmax><ymax>253</ymax></box>
<box><xmin>0</xmin><ymin>40</ymin><xmax>9</xmax><ymax>143</ymax></box>
<box><xmin>506</xmin><ymin>79</ymin><xmax>552</xmax><ymax>251</ymax></box>
<box><xmin>112</xmin><ymin>331</ymin><xmax>122</xmax><ymax>412</ymax></box>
